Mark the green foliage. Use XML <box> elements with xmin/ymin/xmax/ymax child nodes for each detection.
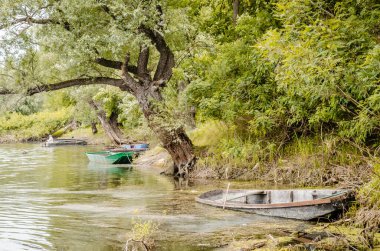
<box><xmin>255</xmin><ymin>0</ymin><xmax>380</xmax><ymax>143</ymax></box>
<box><xmin>119</xmin><ymin>95</ymin><xmax>145</xmax><ymax>129</ymax></box>
<box><xmin>359</xmin><ymin>164</ymin><xmax>380</xmax><ymax>208</ymax></box>
<box><xmin>355</xmin><ymin>163</ymin><xmax>380</xmax><ymax>246</ymax></box>
<box><xmin>192</xmin><ymin>121</ymin><xmax>277</xmax><ymax>170</ymax></box>
<box><xmin>176</xmin><ymin>0</ymin><xmax>278</xmax><ymax>41</ymax></box>
<box><xmin>181</xmin><ymin>0</ymin><xmax>380</xmax><ymax>148</ymax></box>
<box><xmin>44</xmin><ymin>91</ymin><xmax>76</xmax><ymax>111</ymax></box>
<box><xmin>92</xmin><ymin>88</ymin><xmax>147</xmax><ymax>129</ymax></box>
<box><xmin>0</xmin><ymin>108</ymin><xmax>73</xmax><ymax>141</ymax></box>
<box><xmin>130</xmin><ymin>218</ymin><xmax>159</xmax><ymax>241</ymax></box>
<box><xmin>0</xmin><ymin>96</ymin><xmax>44</xmax><ymax>115</ymax></box>
<box><xmin>93</xmin><ymin>88</ymin><xmax>124</xmax><ymax>119</ymax></box>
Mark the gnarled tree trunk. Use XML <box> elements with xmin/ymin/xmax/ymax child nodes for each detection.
<box><xmin>156</xmin><ymin>125</ymin><xmax>196</xmax><ymax>176</ymax></box>
<box><xmin>88</xmin><ymin>100</ymin><xmax>127</xmax><ymax>145</ymax></box>
<box><xmin>136</xmin><ymin>92</ymin><xmax>196</xmax><ymax>176</ymax></box>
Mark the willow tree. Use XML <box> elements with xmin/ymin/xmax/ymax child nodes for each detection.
<box><xmin>0</xmin><ymin>0</ymin><xmax>196</xmax><ymax>176</ymax></box>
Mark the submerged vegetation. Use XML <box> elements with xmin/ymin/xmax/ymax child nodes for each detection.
<box><xmin>0</xmin><ymin>0</ymin><xmax>380</xmax><ymax>248</ymax></box>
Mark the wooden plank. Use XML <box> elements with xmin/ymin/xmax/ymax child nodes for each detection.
<box><xmin>221</xmin><ymin>191</ymin><xmax>266</xmax><ymax>202</ymax></box>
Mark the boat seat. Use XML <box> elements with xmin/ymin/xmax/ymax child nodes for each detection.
<box><xmin>244</xmin><ymin>191</ymin><xmax>268</xmax><ymax>204</ymax></box>
<box><xmin>270</xmin><ymin>190</ymin><xmax>295</xmax><ymax>203</ymax></box>
<box><xmin>265</xmin><ymin>191</ymin><xmax>270</xmax><ymax>204</ymax></box>
<box><xmin>290</xmin><ymin>191</ymin><xmax>294</xmax><ymax>202</ymax></box>
<box><xmin>312</xmin><ymin>190</ymin><xmax>318</xmax><ymax>200</ymax></box>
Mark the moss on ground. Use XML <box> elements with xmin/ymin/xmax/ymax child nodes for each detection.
<box><xmin>224</xmin><ymin>224</ymin><xmax>380</xmax><ymax>250</ymax></box>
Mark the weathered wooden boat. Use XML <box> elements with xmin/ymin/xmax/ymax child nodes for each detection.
<box><xmin>196</xmin><ymin>189</ymin><xmax>352</xmax><ymax>220</ymax></box>
<box><xmin>43</xmin><ymin>138</ymin><xmax>87</xmax><ymax>147</ymax></box>
<box><xmin>85</xmin><ymin>151</ymin><xmax>134</xmax><ymax>164</ymax></box>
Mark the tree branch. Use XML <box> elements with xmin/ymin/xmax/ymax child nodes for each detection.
<box><xmin>99</xmin><ymin>3</ymin><xmax>174</xmax><ymax>84</ymax></box>
<box><xmin>95</xmin><ymin>58</ymin><xmax>122</xmax><ymax>70</ymax></box>
<box><xmin>137</xmin><ymin>46</ymin><xmax>150</xmax><ymax>80</ymax></box>
<box><xmin>0</xmin><ymin>16</ymin><xmax>70</xmax><ymax>31</ymax></box>
<box><xmin>121</xmin><ymin>54</ymin><xmax>137</xmax><ymax>88</ymax></box>
<box><xmin>94</xmin><ymin>58</ymin><xmax>139</xmax><ymax>75</ymax></box>
<box><xmin>138</xmin><ymin>25</ymin><xmax>174</xmax><ymax>82</ymax></box>
<box><xmin>0</xmin><ymin>77</ymin><xmax>126</xmax><ymax>96</ymax></box>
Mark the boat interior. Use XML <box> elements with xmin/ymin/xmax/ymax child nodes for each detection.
<box><xmin>201</xmin><ymin>189</ymin><xmax>343</xmax><ymax>204</ymax></box>
<box><xmin>87</xmin><ymin>151</ymin><xmax>111</xmax><ymax>156</ymax></box>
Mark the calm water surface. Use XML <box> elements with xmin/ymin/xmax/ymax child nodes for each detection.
<box><xmin>0</xmin><ymin>144</ymin><xmax>309</xmax><ymax>251</ymax></box>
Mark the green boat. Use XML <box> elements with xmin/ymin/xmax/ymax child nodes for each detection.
<box><xmin>85</xmin><ymin>151</ymin><xmax>134</xmax><ymax>164</ymax></box>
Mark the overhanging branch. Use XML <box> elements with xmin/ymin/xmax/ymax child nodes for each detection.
<box><xmin>0</xmin><ymin>17</ymin><xmax>70</xmax><ymax>31</ymax></box>
<box><xmin>0</xmin><ymin>77</ymin><xmax>126</xmax><ymax>96</ymax></box>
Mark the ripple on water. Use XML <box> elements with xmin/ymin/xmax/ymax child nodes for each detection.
<box><xmin>0</xmin><ymin>144</ymin><xmax>308</xmax><ymax>250</ymax></box>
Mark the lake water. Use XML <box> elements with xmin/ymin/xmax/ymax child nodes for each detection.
<box><xmin>0</xmin><ymin>144</ymin><xmax>308</xmax><ymax>250</ymax></box>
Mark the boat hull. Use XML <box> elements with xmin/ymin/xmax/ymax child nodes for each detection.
<box><xmin>214</xmin><ymin>202</ymin><xmax>337</xmax><ymax>220</ymax></box>
<box><xmin>196</xmin><ymin>189</ymin><xmax>351</xmax><ymax>220</ymax></box>
<box><xmin>44</xmin><ymin>139</ymin><xmax>87</xmax><ymax>147</ymax></box>
<box><xmin>86</xmin><ymin>151</ymin><xmax>134</xmax><ymax>164</ymax></box>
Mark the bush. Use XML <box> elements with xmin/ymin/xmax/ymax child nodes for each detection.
<box><xmin>0</xmin><ymin>107</ymin><xmax>73</xmax><ymax>141</ymax></box>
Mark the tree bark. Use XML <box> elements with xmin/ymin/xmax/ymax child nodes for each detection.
<box><xmin>88</xmin><ymin>100</ymin><xmax>126</xmax><ymax>145</ymax></box>
<box><xmin>233</xmin><ymin>0</ymin><xmax>239</xmax><ymax>25</ymax></box>
<box><xmin>91</xmin><ymin>122</ymin><xmax>98</xmax><ymax>134</ymax></box>
<box><xmin>188</xmin><ymin>106</ymin><xmax>196</xmax><ymax>129</ymax></box>
<box><xmin>135</xmin><ymin>91</ymin><xmax>196</xmax><ymax>177</ymax></box>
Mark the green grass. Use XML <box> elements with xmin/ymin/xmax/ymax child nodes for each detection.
<box><xmin>190</xmin><ymin>120</ymin><xmax>374</xmax><ymax>184</ymax></box>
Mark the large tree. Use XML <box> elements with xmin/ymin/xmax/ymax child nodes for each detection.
<box><xmin>0</xmin><ymin>0</ymin><xmax>196</xmax><ymax>176</ymax></box>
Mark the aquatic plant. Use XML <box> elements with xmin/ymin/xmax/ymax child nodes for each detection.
<box><xmin>125</xmin><ymin>218</ymin><xmax>159</xmax><ymax>251</ymax></box>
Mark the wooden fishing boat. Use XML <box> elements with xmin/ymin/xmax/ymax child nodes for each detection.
<box><xmin>85</xmin><ymin>151</ymin><xmax>134</xmax><ymax>164</ymax></box>
<box><xmin>43</xmin><ymin>138</ymin><xmax>87</xmax><ymax>147</ymax></box>
<box><xmin>196</xmin><ymin>189</ymin><xmax>352</xmax><ymax>220</ymax></box>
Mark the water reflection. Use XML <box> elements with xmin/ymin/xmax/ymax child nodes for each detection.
<box><xmin>0</xmin><ymin>144</ymin><xmax>309</xmax><ymax>251</ymax></box>
<box><xmin>173</xmin><ymin>177</ymin><xmax>191</xmax><ymax>190</ymax></box>
<box><xmin>87</xmin><ymin>162</ymin><xmax>136</xmax><ymax>188</ymax></box>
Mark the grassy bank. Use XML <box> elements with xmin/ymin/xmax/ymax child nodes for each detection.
<box><xmin>225</xmin><ymin>224</ymin><xmax>380</xmax><ymax>250</ymax></box>
<box><xmin>0</xmin><ymin>108</ymin><xmax>113</xmax><ymax>145</ymax></box>
<box><xmin>0</xmin><ymin>108</ymin><xmax>73</xmax><ymax>143</ymax></box>
<box><xmin>189</xmin><ymin>121</ymin><xmax>374</xmax><ymax>186</ymax></box>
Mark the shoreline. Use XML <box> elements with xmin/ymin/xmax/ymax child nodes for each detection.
<box><xmin>0</xmin><ymin>140</ymin><xmax>378</xmax><ymax>249</ymax></box>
